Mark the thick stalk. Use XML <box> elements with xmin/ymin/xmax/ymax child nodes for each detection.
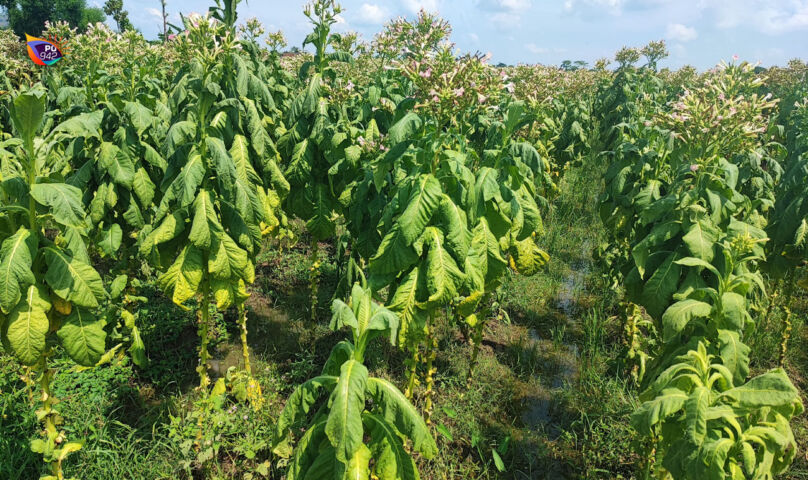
<box><xmin>37</xmin><ymin>354</ymin><xmax>65</xmax><ymax>479</ymax></box>
<box><xmin>197</xmin><ymin>280</ymin><xmax>211</xmax><ymax>389</ymax></box>
<box><xmin>780</xmin><ymin>307</ymin><xmax>792</xmax><ymax>368</ymax></box>
<box><xmin>309</xmin><ymin>239</ymin><xmax>321</xmax><ymax>322</ymax></box>
<box><xmin>404</xmin><ymin>348</ymin><xmax>419</xmax><ymax>400</ymax></box>
<box><xmin>761</xmin><ymin>279</ymin><xmax>781</xmax><ymax>332</ymax></box>
<box><xmin>238</xmin><ymin>302</ymin><xmax>251</xmax><ymax>374</ymax></box>
<box><xmin>424</xmin><ymin>313</ymin><xmax>437</xmax><ymax>425</ymax></box>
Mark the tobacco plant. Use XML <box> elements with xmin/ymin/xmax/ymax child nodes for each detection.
<box><xmin>367</xmin><ymin>98</ymin><xmax>548</xmax><ymax>421</ymax></box>
<box><xmin>0</xmin><ymin>87</ymin><xmax>109</xmax><ymax>479</ymax></box>
<box><xmin>278</xmin><ymin>0</ymin><xmax>357</xmax><ymax>321</ymax></box>
<box><xmin>139</xmin><ymin>13</ymin><xmax>287</xmax><ymax>398</ymax></box>
<box><xmin>273</xmin><ymin>283</ymin><xmax>437</xmax><ymax>479</ymax></box>
<box><xmin>594</xmin><ymin>62</ymin><xmax>804</xmax><ymax>478</ymax></box>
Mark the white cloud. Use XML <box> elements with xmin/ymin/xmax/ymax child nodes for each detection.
<box><xmin>146</xmin><ymin>8</ymin><xmax>163</xmax><ymax>20</ymax></box>
<box><xmin>700</xmin><ymin>0</ymin><xmax>808</xmax><ymax>35</ymax></box>
<box><xmin>525</xmin><ymin>43</ymin><xmax>567</xmax><ymax>54</ymax></box>
<box><xmin>356</xmin><ymin>3</ymin><xmax>388</xmax><ymax>24</ymax></box>
<box><xmin>563</xmin><ymin>0</ymin><xmax>625</xmax><ymax>15</ymax></box>
<box><xmin>490</xmin><ymin>12</ymin><xmax>521</xmax><ymax>28</ymax></box>
<box><xmin>525</xmin><ymin>43</ymin><xmax>548</xmax><ymax>54</ymax></box>
<box><xmin>402</xmin><ymin>0</ymin><xmax>440</xmax><ymax>14</ymax></box>
<box><xmin>477</xmin><ymin>0</ymin><xmax>532</xmax><ymax>12</ymax></box>
<box><xmin>468</xmin><ymin>33</ymin><xmax>480</xmax><ymax>42</ymax></box>
<box><xmin>666</xmin><ymin>23</ymin><xmax>697</xmax><ymax>42</ymax></box>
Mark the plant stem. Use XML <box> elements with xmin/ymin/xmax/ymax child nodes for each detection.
<box><xmin>198</xmin><ymin>281</ymin><xmax>211</xmax><ymax>389</ymax></box>
<box><xmin>238</xmin><ymin>302</ymin><xmax>251</xmax><ymax>374</ymax></box>
<box><xmin>761</xmin><ymin>279</ymin><xmax>781</xmax><ymax>332</ymax></box>
<box><xmin>310</xmin><ymin>239</ymin><xmax>320</xmax><ymax>322</ymax></box>
<box><xmin>37</xmin><ymin>353</ymin><xmax>67</xmax><ymax>479</ymax></box>
<box><xmin>424</xmin><ymin>313</ymin><xmax>437</xmax><ymax>425</ymax></box>
<box><xmin>780</xmin><ymin>307</ymin><xmax>792</xmax><ymax>368</ymax></box>
<box><xmin>404</xmin><ymin>348</ymin><xmax>419</xmax><ymax>400</ymax></box>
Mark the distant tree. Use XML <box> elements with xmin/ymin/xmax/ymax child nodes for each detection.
<box><xmin>80</xmin><ymin>6</ymin><xmax>105</xmax><ymax>30</ymax></box>
<box><xmin>0</xmin><ymin>0</ymin><xmax>100</xmax><ymax>36</ymax></box>
<box><xmin>0</xmin><ymin>0</ymin><xmax>53</xmax><ymax>37</ymax></box>
<box><xmin>560</xmin><ymin>59</ymin><xmax>588</xmax><ymax>71</ymax></box>
<box><xmin>103</xmin><ymin>0</ymin><xmax>132</xmax><ymax>31</ymax></box>
<box><xmin>496</xmin><ymin>62</ymin><xmax>507</xmax><ymax>67</ymax></box>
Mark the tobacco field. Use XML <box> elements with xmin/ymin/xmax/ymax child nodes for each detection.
<box><xmin>0</xmin><ymin>0</ymin><xmax>807</xmax><ymax>478</ymax></box>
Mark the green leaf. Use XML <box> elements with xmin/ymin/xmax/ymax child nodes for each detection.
<box><xmin>243</xmin><ymin>97</ymin><xmax>269</xmax><ymax>157</ymax></box>
<box><xmin>366</xmin><ymin>377</ymin><xmax>437</xmax><ymax>458</ymax></box>
<box><xmin>306</xmin><ymin>185</ymin><xmax>336</xmax><ymax>241</ymax></box>
<box><xmin>388</xmin><ymin>112</ymin><xmax>422</xmax><ymax>145</ymax></box>
<box><xmin>364</xmin><ymin>412</ymin><xmax>420</xmax><ymax>480</ymax></box>
<box><xmin>57</xmin><ymin>308</ymin><xmax>106</xmax><ymax>366</ymax></box>
<box><xmin>97</xmin><ymin>223</ymin><xmax>122</xmax><ymax>257</ymax></box>
<box><xmin>386</xmin><ymin>267</ymin><xmax>426</xmax><ymax>345</ymax></box>
<box><xmin>492</xmin><ymin>450</ymin><xmax>506</xmax><ymax>472</ymax></box>
<box><xmin>475</xmin><ymin>167</ymin><xmax>501</xmax><ymax>203</ymax></box>
<box><xmin>398</xmin><ymin>175</ymin><xmax>442</xmax><ymax>245</ymax></box>
<box><xmin>9</xmin><ymin>89</ymin><xmax>45</xmax><ymax>144</ymax></box>
<box><xmin>286</xmin><ymin>421</ymin><xmax>328</xmax><ymax>479</ymax></box>
<box><xmin>164</xmin><ymin>120</ymin><xmax>196</xmax><ymax>158</ymax></box>
<box><xmin>639</xmin><ymin>252</ymin><xmax>681</xmax><ymax>320</ymax></box>
<box><xmin>51</xmin><ymin>111</ymin><xmax>102</xmax><ymax>139</ymax></box>
<box><xmin>30</xmin><ymin>183</ymin><xmax>87</xmax><ymax>228</ymax></box>
<box><xmin>632</xmin><ymin>388</ymin><xmax>688</xmax><ymax>435</ymax></box>
<box><xmin>633</xmin><ymin>222</ymin><xmax>681</xmax><ymax>278</ymax></box>
<box><xmin>43</xmin><ymin>247</ymin><xmax>106</xmax><ymax>309</ymax></box>
<box><xmin>326</xmin><ymin>359</ymin><xmax>368</xmax><ymax>463</ymax></box>
<box><xmin>682</xmin><ymin>217</ymin><xmax>719</xmax><ymax>261</ymax></box>
<box><xmin>674</xmin><ymin>256</ymin><xmax>721</xmax><ymax>276</ymax></box>
<box><xmin>331</xmin><ymin>299</ymin><xmax>359</xmax><ymax>332</ymax></box>
<box><xmin>422</xmin><ymin>228</ymin><xmax>465</xmax><ymax>308</ymax></box>
<box><xmin>124</xmin><ymin>101</ymin><xmax>154</xmax><ymax>135</ymax></box>
<box><xmin>509</xmin><ymin>237</ymin><xmax>549</xmax><ymax>276</ymax></box>
<box><xmin>157</xmin><ymin>245</ymin><xmax>204</xmax><ymax>308</ymax></box>
<box><xmin>717</xmin><ymin>329</ymin><xmax>750</xmax><ymax>385</ymax></box>
<box><xmin>139</xmin><ymin>210</ymin><xmax>185</xmax><ymax>256</ymax></box>
<box><xmin>98</xmin><ymin>141</ymin><xmax>135</xmax><ymax>188</ymax></box>
<box><xmin>369</xmin><ymin>225</ymin><xmax>419</xmax><ymax>276</ymax></box>
<box><xmin>5</xmin><ymin>284</ymin><xmax>51</xmax><ymax>365</ymax></box>
<box><xmin>274</xmin><ymin>376</ymin><xmax>338</xmax><ymax>455</ymax></box>
<box><xmin>661</xmin><ymin>299</ymin><xmax>712</xmax><ymax>342</ymax></box>
<box><xmin>189</xmin><ymin>189</ymin><xmax>221</xmax><ymax>249</ymax></box>
<box><xmin>132</xmin><ymin>167</ymin><xmax>156</xmax><ymax>206</ymax></box>
<box><xmin>719</xmin><ymin>369</ymin><xmax>800</xmax><ymax>410</ymax></box>
<box><xmin>286</xmin><ymin>139</ymin><xmax>313</xmax><ymax>185</ymax></box>
<box><xmin>168</xmin><ymin>150</ymin><xmax>206</xmax><ymax>210</ymax></box>
<box><xmin>685</xmin><ymin>386</ymin><xmax>709</xmax><ymax>443</ymax></box>
<box><xmin>322</xmin><ymin>341</ymin><xmax>355</xmax><ymax>376</ymax></box>
<box><xmin>0</xmin><ymin>227</ymin><xmax>37</xmax><ymax>314</ymax></box>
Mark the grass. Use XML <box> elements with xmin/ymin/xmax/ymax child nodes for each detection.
<box><xmin>1</xmin><ymin>158</ymin><xmax>806</xmax><ymax>479</ymax></box>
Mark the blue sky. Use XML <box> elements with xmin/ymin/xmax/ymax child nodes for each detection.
<box><xmin>115</xmin><ymin>0</ymin><xmax>807</xmax><ymax>69</ymax></box>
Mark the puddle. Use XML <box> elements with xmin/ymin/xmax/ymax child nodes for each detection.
<box><xmin>521</xmin><ymin>242</ymin><xmax>591</xmax><ymax>432</ymax></box>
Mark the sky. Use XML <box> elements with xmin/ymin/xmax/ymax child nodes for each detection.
<box><xmin>113</xmin><ymin>0</ymin><xmax>807</xmax><ymax>69</ymax></box>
